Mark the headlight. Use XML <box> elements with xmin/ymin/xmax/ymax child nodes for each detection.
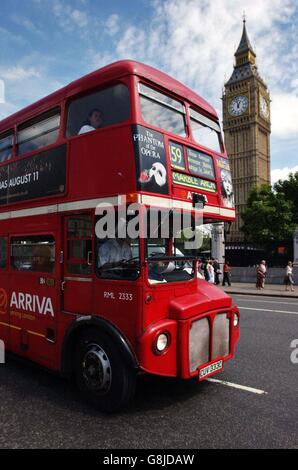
<box><xmin>155</xmin><ymin>332</ymin><xmax>169</xmax><ymax>353</ymax></box>
<box><xmin>233</xmin><ymin>313</ymin><xmax>239</xmax><ymax>327</ymax></box>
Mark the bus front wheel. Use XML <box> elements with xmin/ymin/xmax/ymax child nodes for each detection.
<box><xmin>75</xmin><ymin>329</ymin><xmax>136</xmax><ymax>413</ymax></box>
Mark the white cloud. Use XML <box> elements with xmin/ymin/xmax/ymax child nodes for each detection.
<box><xmin>0</xmin><ymin>26</ymin><xmax>25</xmax><ymax>44</ymax></box>
<box><xmin>271</xmin><ymin>92</ymin><xmax>298</xmax><ymax>139</ymax></box>
<box><xmin>11</xmin><ymin>15</ymin><xmax>43</xmax><ymax>36</ymax></box>
<box><xmin>105</xmin><ymin>14</ymin><xmax>120</xmax><ymax>36</ymax></box>
<box><xmin>271</xmin><ymin>166</ymin><xmax>298</xmax><ymax>184</ymax></box>
<box><xmin>0</xmin><ymin>67</ymin><xmax>41</xmax><ymax>81</ymax></box>
<box><xmin>53</xmin><ymin>0</ymin><xmax>90</xmax><ymax>32</ymax></box>
<box><xmin>89</xmin><ymin>50</ymin><xmax>114</xmax><ymax>70</ymax></box>
<box><xmin>115</xmin><ymin>0</ymin><xmax>298</xmax><ymax>133</ymax></box>
<box><xmin>70</xmin><ymin>9</ymin><xmax>88</xmax><ymax>28</ymax></box>
<box><xmin>0</xmin><ymin>101</ymin><xmax>19</xmax><ymax>120</ymax></box>
<box><xmin>1</xmin><ymin>0</ymin><xmax>297</xmax><ymax>175</ymax></box>
<box><xmin>116</xmin><ymin>26</ymin><xmax>147</xmax><ymax>59</ymax></box>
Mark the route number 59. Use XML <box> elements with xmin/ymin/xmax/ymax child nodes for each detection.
<box><xmin>169</xmin><ymin>142</ymin><xmax>185</xmax><ymax>170</ymax></box>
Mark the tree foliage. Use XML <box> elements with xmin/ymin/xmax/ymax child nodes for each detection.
<box><xmin>274</xmin><ymin>172</ymin><xmax>298</xmax><ymax>225</ymax></box>
<box><xmin>241</xmin><ymin>183</ymin><xmax>295</xmax><ymax>248</ymax></box>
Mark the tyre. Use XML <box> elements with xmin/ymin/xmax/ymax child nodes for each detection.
<box><xmin>75</xmin><ymin>328</ymin><xmax>136</xmax><ymax>413</ymax></box>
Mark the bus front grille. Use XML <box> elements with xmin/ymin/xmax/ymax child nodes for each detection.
<box><xmin>212</xmin><ymin>313</ymin><xmax>230</xmax><ymax>360</ymax></box>
<box><xmin>189</xmin><ymin>317</ymin><xmax>210</xmax><ymax>373</ymax></box>
<box><xmin>189</xmin><ymin>313</ymin><xmax>230</xmax><ymax>373</ymax></box>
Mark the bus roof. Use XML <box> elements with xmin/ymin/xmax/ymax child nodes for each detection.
<box><xmin>0</xmin><ymin>60</ymin><xmax>217</xmax><ymax>130</ymax></box>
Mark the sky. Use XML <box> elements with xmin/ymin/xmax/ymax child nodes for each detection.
<box><xmin>0</xmin><ymin>0</ymin><xmax>297</xmax><ymax>184</ymax></box>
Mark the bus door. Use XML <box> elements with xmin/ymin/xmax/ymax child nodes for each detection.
<box><xmin>62</xmin><ymin>214</ymin><xmax>93</xmax><ymax>315</ymax></box>
<box><xmin>0</xmin><ymin>236</ymin><xmax>9</xmax><ymax>347</ymax></box>
<box><xmin>9</xmin><ymin>234</ymin><xmax>58</xmax><ymax>368</ymax></box>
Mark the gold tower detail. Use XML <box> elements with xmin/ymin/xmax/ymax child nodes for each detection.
<box><xmin>222</xmin><ymin>20</ymin><xmax>271</xmax><ymax>243</ymax></box>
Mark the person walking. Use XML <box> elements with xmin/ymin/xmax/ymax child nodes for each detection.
<box><xmin>213</xmin><ymin>258</ymin><xmax>221</xmax><ymax>285</ymax></box>
<box><xmin>284</xmin><ymin>261</ymin><xmax>295</xmax><ymax>292</ymax></box>
<box><xmin>256</xmin><ymin>260</ymin><xmax>266</xmax><ymax>290</ymax></box>
<box><xmin>260</xmin><ymin>260</ymin><xmax>267</xmax><ymax>288</ymax></box>
<box><xmin>222</xmin><ymin>261</ymin><xmax>231</xmax><ymax>286</ymax></box>
<box><xmin>206</xmin><ymin>260</ymin><xmax>215</xmax><ymax>284</ymax></box>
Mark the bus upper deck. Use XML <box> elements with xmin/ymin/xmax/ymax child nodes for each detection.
<box><xmin>0</xmin><ymin>60</ymin><xmax>235</xmax><ymax>223</ymax></box>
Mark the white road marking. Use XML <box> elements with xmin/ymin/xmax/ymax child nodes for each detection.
<box><xmin>234</xmin><ymin>295</ymin><xmax>297</xmax><ymax>306</ymax></box>
<box><xmin>240</xmin><ymin>306</ymin><xmax>298</xmax><ymax>315</ymax></box>
<box><xmin>206</xmin><ymin>378</ymin><xmax>267</xmax><ymax>395</ymax></box>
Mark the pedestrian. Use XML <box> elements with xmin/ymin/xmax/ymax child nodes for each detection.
<box><xmin>206</xmin><ymin>260</ymin><xmax>215</xmax><ymax>284</ymax></box>
<box><xmin>222</xmin><ymin>261</ymin><xmax>231</xmax><ymax>286</ymax></box>
<box><xmin>256</xmin><ymin>260</ymin><xmax>266</xmax><ymax>290</ymax></box>
<box><xmin>203</xmin><ymin>259</ymin><xmax>209</xmax><ymax>282</ymax></box>
<box><xmin>260</xmin><ymin>260</ymin><xmax>267</xmax><ymax>288</ymax></box>
<box><xmin>213</xmin><ymin>258</ymin><xmax>221</xmax><ymax>285</ymax></box>
<box><xmin>198</xmin><ymin>258</ymin><xmax>204</xmax><ymax>279</ymax></box>
<box><xmin>284</xmin><ymin>261</ymin><xmax>295</xmax><ymax>292</ymax></box>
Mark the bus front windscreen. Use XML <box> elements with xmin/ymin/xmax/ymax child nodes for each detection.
<box><xmin>139</xmin><ymin>83</ymin><xmax>186</xmax><ymax>137</ymax></box>
<box><xmin>145</xmin><ymin>210</ymin><xmax>199</xmax><ymax>284</ymax></box>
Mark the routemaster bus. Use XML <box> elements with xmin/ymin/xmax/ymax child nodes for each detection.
<box><xmin>0</xmin><ymin>60</ymin><xmax>239</xmax><ymax>412</ymax></box>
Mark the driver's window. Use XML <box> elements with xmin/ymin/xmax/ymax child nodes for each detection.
<box><xmin>95</xmin><ymin>211</ymin><xmax>140</xmax><ymax>281</ymax></box>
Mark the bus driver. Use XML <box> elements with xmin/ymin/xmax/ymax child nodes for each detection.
<box><xmin>97</xmin><ymin>216</ymin><xmax>133</xmax><ymax>270</ymax></box>
<box><xmin>78</xmin><ymin>108</ymin><xmax>103</xmax><ymax>134</ymax></box>
<box><xmin>98</xmin><ymin>238</ymin><xmax>132</xmax><ymax>270</ymax></box>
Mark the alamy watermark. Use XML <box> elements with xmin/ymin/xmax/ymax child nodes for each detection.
<box><xmin>290</xmin><ymin>339</ymin><xmax>298</xmax><ymax>364</ymax></box>
<box><xmin>95</xmin><ymin>196</ymin><xmax>204</xmax><ymax>250</ymax></box>
<box><xmin>0</xmin><ymin>339</ymin><xmax>5</xmax><ymax>364</ymax></box>
<box><xmin>0</xmin><ymin>79</ymin><xmax>5</xmax><ymax>104</ymax></box>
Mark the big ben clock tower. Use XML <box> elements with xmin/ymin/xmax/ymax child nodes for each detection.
<box><xmin>222</xmin><ymin>19</ymin><xmax>271</xmax><ymax>243</ymax></box>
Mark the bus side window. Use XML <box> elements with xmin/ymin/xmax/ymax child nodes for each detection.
<box><xmin>17</xmin><ymin>109</ymin><xmax>60</xmax><ymax>156</ymax></box>
<box><xmin>190</xmin><ymin>108</ymin><xmax>222</xmax><ymax>153</ymax></box>
<box><xmin>0</xmin><ymin>237</ymin><xmax>7</xmax><ymax>269</ymax></box>
<box><xmin>0</xmin><ymin>131</ymin><xmax>13</xmax><ymax>163</ymax></box>
<box><xmin>11</xmin><ymin>235</ymin><xmax>55</xmax><ymax>273</ymax></box>
<box><xmin>66</xmin><ymin>216</ymin><xmax>93</xmax><ymax>275</ymax></box>
<box><xmin>66</xmin><ymin>83</ymin><xmax>130</xmax><ymax>137</ymax></box>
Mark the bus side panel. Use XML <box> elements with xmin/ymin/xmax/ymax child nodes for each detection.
<box><xmin>9</xmin><ymin>267</ymin><xmax>59</xmax><ymax>369</ymax></box>
<box><xmin>67</xmin><ymin>126</ymin><xmax>136</xmax><ymax>202</ymax></box>
<box><xmin>94</xmin><ymin>280</ymin><xmax>143</xmax><ymax>353</ymax></box>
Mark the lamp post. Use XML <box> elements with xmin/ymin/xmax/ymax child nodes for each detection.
<box><xmin>294</xmin><ymin>228</ymin><xmax>298</xmax><ymax>267</ymax></box>
<box><xmin>211</xmin><ymin>223</ymin><xmax>225</xmax><ymax>266</ymax></box>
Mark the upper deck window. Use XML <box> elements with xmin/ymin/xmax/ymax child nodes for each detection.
<box><xmin>66</xmin><ymin>83</ymin><xmax>130</xmax><ymax>137</ymax></box>
<box><xmin>17</xmin><ymin>110</ymin><xmax>60</xmax><ymax>156</ymax></box>
<box><xmin>190</xmin><ymin>108</ymin><xmax>222</xmax><ymax>153</ymax></box>
<box><xmin>0</xmin><ymin>131</ymin><xmax>13</xmax><ymax>163</ymax></box>
<box><xmin>139</xmin><ymin>83</ymin><xmax>186</xmax><ymax>137</ymax></box>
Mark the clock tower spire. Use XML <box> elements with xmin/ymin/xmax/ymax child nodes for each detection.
<box><xmin>234</xmin><ymin>17</ymin><xmax>256</xmax><ymax>67</ymax></box>
<box><xmin>222</xmin><ymin>19</ymin><xmax>271</xmax><ymax>244</ymax></box>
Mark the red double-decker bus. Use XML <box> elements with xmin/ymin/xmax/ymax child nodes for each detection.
<box><xmin>0</xmin><ymin>60</ymin><xmax>239</xmax><ymax>411</ymax></box>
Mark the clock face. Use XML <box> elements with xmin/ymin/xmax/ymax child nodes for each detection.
<box><xmin>260</xmin><ymin>96</ymin><xmax>269</xmax><ymax>118</ymax></box>
<box><xmin>228</xmin><ymin>95</ymin><xmax>248</xmax><ymax>116</ymax></box>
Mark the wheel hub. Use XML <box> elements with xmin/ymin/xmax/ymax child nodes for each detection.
<box><xmin>82</xmin><ymin>344</ymin><xmax>112</xmax><ymax>393</ymax></box>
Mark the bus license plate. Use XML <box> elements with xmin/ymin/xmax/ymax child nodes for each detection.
<box><xmin>199</xmin><ymin>360</ymin><xmax>223</xmax><ymax>380</ymax></box>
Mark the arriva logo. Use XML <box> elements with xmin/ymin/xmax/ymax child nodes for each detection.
<box><xmin>10</xmin><ymin>292</ymin><xmax>54</xmax><ymax>317</ymax></box>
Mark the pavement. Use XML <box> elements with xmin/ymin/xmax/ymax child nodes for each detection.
<box><xmin>220</xmin><ymin>282</ymin><xmax>298</xmax><ymax>298</ymax></box>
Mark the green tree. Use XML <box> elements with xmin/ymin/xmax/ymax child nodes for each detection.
<box><xmin>274</xmin><ymin>171</ymin><xmax>298</xmax><ymax>225</ymax></box>
<box><xmin>241</xmin><ymin>184</ymin><xmax>295</xmax><ymax>249</ymax></box>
